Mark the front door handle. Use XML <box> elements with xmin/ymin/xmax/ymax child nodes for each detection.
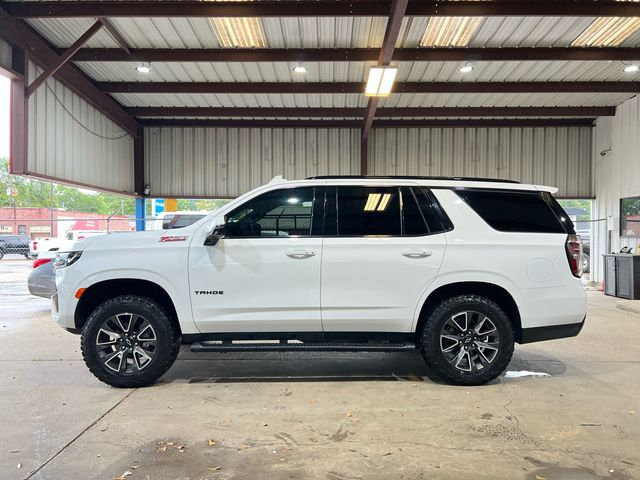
<box><xmin>286</xmin><ymin>249</ymin><xmax>316</xmax><ymax>259</ymax></box>
<box><xmin>401</xmin><ymin>249</ymin><xmax>432</xmax><ymax>258</ymax></box>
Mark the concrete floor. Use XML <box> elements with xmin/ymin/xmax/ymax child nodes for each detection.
<box><xmin>1</xmin><ymin>291</ymin><xmax>639</xmax><ymax>480</ymax></box>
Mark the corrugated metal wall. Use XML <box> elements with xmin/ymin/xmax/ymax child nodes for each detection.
<box><xmin>594</xmin><ymin>96</ymin><xmax>640</xmax><ymax>254</ymax></box>
<box><xmin>144</xmin><ymin>127</ymin><xmax>360</xmax><ymax>197</ymax></box>
<box><xmin>26</xmin><ymin>61</ymin><xmax>135</xmax><ymax>193</ymax></box>
<box><xmin>369</xmin><ymin>127</ymin><xmax>593</xmax><ymax>198</ymax></box>
<box><xmin>0</xmin><ymin>38</ymin><xmax>11</xmax><ymax>71</ymax></box>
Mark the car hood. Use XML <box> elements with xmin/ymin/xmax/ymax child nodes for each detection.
<box><xmin>78</xmin><ymin>228</ymin><xmax>196</xmax><ymax>252</ymax></box>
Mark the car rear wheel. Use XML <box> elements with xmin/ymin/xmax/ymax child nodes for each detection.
<box><xmin>81</xmin><ymin>295</ymin><xmax>180</xmax><ymax>388</ymax></box>
<box><xmin>419</xmin><ymin>295</ymin><xmax>514</xmax><ymax>386</ymax></box>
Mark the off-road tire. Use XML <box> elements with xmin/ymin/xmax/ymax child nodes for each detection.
<box><xmin>420</xmin><ymin>295</ymin><xmax>514</xmax><ymax>386</ymax></box>
<box><xmin>81</xmin><ymin>295</ymin><xmax>180</xmax><ymax>388</ymax></box>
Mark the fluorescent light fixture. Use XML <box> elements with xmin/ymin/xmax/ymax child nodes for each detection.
<box><xmin>210</xmin><ymin>17</ymin><xmax>266</xmax><ymax>48</ymax></box>
<box><xmin>287</xmin><ymin>197</ymin><xmax>299</xmax><ymax>204</ymax></box>
<box><xmin>624</xmin><ymin>63</ymin><xmax>640</xmax><ymax>73</ymax></box>
<box><xmin>135</xmin><ymin>62</ymin><xmax>151</xmax><ymax>74</ymax></box>
<box><xmin>572</xmin><ymin>16</ymin><xmax>640</xmax><ymax>47</ymax></box>
<box><xmin>459</xmin><ymin>62</ymin><xmax>474</xmax><ymax>73</ymax></box>
<box><xmin>365</xmin><ymin>67</ymin><xmax>398</xmax><ymax>97</ymax></box>
<box><xmin>420</xmin><ymin>17</ymin><xmax>483</xmax><ymax>47</ymax></box>
<box><xmin>364</xmin><ymin>193</ymin><xmax>381</xmax><ymax>211</ymax></box>
<box><xmin>293</xmin><ymin>63</ymin><xmax>308</xmax><ymax>74</ymax></box>
<box><xmin>377</xmin><ymin>194</ymin><xmax>392</xmax><ymax>212</ymax></box>
<box><xmin>363</xmin><ymin>193</ymin><xmax>392</xmax><ymax>211</ymax></box>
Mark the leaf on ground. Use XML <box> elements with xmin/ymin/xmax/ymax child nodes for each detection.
<box><xmin>9</xmin><ymin>450</ymin><xmax>19</xmax><ymax>453</ymax></box>
<box><xmin>112</xmin><ymin>471</ymin><xmax>132</xmax><ymax>480</ymax></box>
<box><xmin>208</xmin><ymin>439</ymin><xmax>217</xmax><ymax>446</ymax></box>
<box><xmin>535</xmin><ymin>476</ymin><xmax>547</xmax><ymax>480</ymax></box>
<box><xmin>629</xmin><ymin>411</ymin><xmax>635</xmax><ymax>416</ymax></box>
<box><xmin>208</xmin><ymin>466</ymin><xmax>222</xmax><ymax>471</ymax></box>
<box><xmin>346</xmin><ymin>412</ymin><xmax>353</xmax><ymax>417</ymax></box>
<box><xmin>131</xmin><ymin>464</ymin><xmax>141</xmax><ymax>469</ymax></box>
<box><xmin>17</xmin><ymin>462</ymin><xmax>21</xmax><ymax>469</ymax></box>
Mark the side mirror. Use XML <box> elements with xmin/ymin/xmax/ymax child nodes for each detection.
<box><xmin>204</xmin><ymin>224</ymin><xmax>226</xmax><ymax>246</ymax></box>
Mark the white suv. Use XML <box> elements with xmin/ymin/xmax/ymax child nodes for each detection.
<box><xmin>52</xmin><ymin>176</ymin><xmax>586</xmax><ymax>387</ymax></box>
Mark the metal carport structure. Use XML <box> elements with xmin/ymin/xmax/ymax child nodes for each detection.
<box><xmin>2</xmin><ymin>0</ymin><xmax>640</xmax><ymax>201</ymax></box>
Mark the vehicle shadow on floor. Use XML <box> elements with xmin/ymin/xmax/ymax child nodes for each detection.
<box><xmin>159</xmin><ymin>348</ymin><xmax>567</xmax><ymax>385</ymax></box>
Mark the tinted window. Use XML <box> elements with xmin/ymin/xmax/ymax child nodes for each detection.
<box><xmin>456</xmin><ymin>189</ymin><xmax>565</xmax><ymax>233</ymax></box>
<box><xmin>414</xmin><ymin>187</ymin><xmax>452</xmax><ymax>234</ymax></box>
<box><xmin>337</xmin><ymin>186</ymin><xmax>400</xmax><ymax>236</ymax></box>
<box><xmin>225</xmin><ymin>187</ymin><xmax>315</xmax><ymax>237</ymax></box>
<box><xmin>401</xmin><ymin>187</ymin><xmax>429</xmax><ymax>235</ymax></box>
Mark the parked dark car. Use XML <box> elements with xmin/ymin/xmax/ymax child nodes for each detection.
<box><xmin>0</xmin><ymin>235</ymin><xmax>31</xmax><ymax>260</ymax></box>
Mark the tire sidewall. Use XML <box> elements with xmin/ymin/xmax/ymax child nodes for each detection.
<box><xmin>421</xmin><ymin>295</ymin><xmax>514</xmax><ymax>385</ymax></box>
<box><xmin>81</xmin><ymin>295</ymin><xmax>179</xmax><ymax>387</ymax></box>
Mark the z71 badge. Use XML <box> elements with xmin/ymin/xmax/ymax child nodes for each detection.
<box><xmin>159</xmin><ymin>235</ymin><xmax>188</xmax><ymax>242</ymax></box>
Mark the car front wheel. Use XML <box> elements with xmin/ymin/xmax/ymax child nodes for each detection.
<box><xmin>419</xmin><ymin>295</ymin><xmax>514</xmax><ymax>386</ymax></box>
<box><xmin>81</xmin><ymin>295</ymin><xmax>180</xmax><ymax>388</ymax></box>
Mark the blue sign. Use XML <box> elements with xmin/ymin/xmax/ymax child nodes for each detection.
<box><xmin>154</xmin><ymin>199</ymin><xmax>165</xmax><ymax>216</ymax></box>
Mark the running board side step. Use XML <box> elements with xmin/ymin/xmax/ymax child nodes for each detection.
<box><xmin>190</xmin><ymin>342</ymin><xmax>417</xmax><ymax>353</ymax></box>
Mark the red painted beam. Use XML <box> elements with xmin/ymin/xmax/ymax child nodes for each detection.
<box><xmin>139</xmin><ymin>118</ymin><xmax>596</xmax><ymax>128</ymax></box>
<box><xmin>126</xmin><ymin>106</ymin><xmax>615</xmax><ymax>117</ymax></box>
<box><xmin>97</xmin><ymin>81</ymin><xmax>640</xmax><ymax>94</ymax></box>
<box><xmin>0</xmin><ymin>7</ymin><xmax>139</xmax><ymax>136</ymax></box>
<box><xmin>26</xmin><ymin>19</ymin><xmax>103</xmax><ymax>97</ymax></box>
<box><xmin>71</xmin><ymin>47</ymin><xmax>640</xmax><ymax>63</ymax></box>
<box><xmin>361</xmin><ymin>0</ymin><xmax>408</xmax><ymax>174</ymax></box>
<box><xmin>4</xmin><ymin>1</ymin><xmax>640</xmax><ymax>18</ymax></box>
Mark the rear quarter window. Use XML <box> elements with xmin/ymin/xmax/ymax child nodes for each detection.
<box><xmin>455</xmin><ymin>189</ymin><xmax>567</xmax><ymax>234</ymax></box>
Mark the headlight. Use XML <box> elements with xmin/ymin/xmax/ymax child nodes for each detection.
<box><xmin>53</xmin><ymin>251</ymin><xmax>83</xmax><ymax>269</ymax></box>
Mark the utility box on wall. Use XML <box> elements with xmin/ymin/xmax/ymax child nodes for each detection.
<box><xmin>603</xmin><ymin>254</ymin><xmax>640</xmax><ymax>300</ymax></box>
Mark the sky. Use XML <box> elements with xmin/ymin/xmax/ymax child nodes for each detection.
<box><xmin>0</xmin><ymin>76</ymin><xmax>9</xmax><ymax>158</ymax></box>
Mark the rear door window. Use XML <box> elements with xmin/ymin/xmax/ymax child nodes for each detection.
<box><xmin>456</xmin><ymin>189</ymin><xmax>566</xmax><ymax>233</ymax></box>
<box><xmin>336</xmin><ymin>186</ymin><xmax>401</xmax><ymax>236</ymax></box>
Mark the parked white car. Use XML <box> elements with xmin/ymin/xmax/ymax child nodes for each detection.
<box><xmin>30</xmin><ymin>237</ymin><xmax>61</xmax><ymax>258</ymax></box>
<box><xmin>51</xmin><ymin>176</ymin><xmax>586</xmax><ymax>387</ymax></box>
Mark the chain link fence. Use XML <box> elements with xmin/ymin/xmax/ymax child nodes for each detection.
<box><xmin>577</xmin><ymin>218</ymin><xmax>608</xmax><ymax>289</ymax></box>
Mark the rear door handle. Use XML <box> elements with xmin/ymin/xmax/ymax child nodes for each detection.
<box><xmin>286</xmin><ymin>249</ymin><xmax>316</xmax><ymax>259</ymax></box>
<box><xmin>401</xmin><ymin>249</ymin><xmax>432</xmax><ymax>258</ymax></box>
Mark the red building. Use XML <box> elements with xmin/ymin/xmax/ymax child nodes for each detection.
<box><xmin>0</xmin><ymin>207</ymin><xmax>133</xmax><ymax>238</ymax></box>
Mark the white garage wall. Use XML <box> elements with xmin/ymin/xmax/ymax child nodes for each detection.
<box><xmin>26</xmin><ymin>62</ymin><xmax>135</xmax><ymax>194</ymax></box>
<box><xmin>593</xmin><ymin>95</ymin><xmax>640</xmax><ymax>254</ymax></box>
<box><xmin>369</xmin><ymin>127</ymin><xmax>593</xmax><ymax>198</ymax></box>
<box><xmin>144</xmin><ymin>127</ymin><xmax>360</xmax><ymax>197</ymax></box>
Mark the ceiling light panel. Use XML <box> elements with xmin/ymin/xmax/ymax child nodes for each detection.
<box><xmin>572</xmin><ymin>16</ymin><xmax>640</xmax><ymax>46</ymax></box>
<box><xmin>210</xmin><ymin>17</ymin><xmax>266</xmax><ymax>48</ymax></box>
<box><xmin>420</xmin><ymin>17</ymin><xmax>483</xmax><ymax>47</ymax></box>
<box><xmin>365</xmin><ymin>67</ymin><xmax>398</xmax><ymax>97</ymax></box>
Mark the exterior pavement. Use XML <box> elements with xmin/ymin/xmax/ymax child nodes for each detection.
<box><xmin>0</xmin><ymin>291</ymin><xmax>638</xmax><ymax>480</ymax></box>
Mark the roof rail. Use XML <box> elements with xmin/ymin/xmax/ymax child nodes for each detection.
<box><xmin>305</xmin><ymin>175</ymin><xmax>520</xmax><ymax>184</ymax></box>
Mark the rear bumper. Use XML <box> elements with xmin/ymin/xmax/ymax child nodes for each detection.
<box><xmin>519</xmin><ymin>316</ymin><xmax>585</xmax><ymax>344</ymax></box>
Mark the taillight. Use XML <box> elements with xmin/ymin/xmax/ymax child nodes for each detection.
<box><xmin>565</xmin><ymin>234</ymin><xmax>583</xmax><ymax>278</ymax></box>
<box><xmin>33</xmin><ymin>258</ymin><xmax>52</xmax><ymax>269</ymax></box>
<box><xmin>33</xmin><ymin>241</ymin><xmax>38</xmax><ymax>251</ymax></box>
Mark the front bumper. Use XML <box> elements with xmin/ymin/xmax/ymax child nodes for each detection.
<box><xmin>520</xmin><ymin>316</ymin><xmax>586</xmax><ymax>344</ymax></box>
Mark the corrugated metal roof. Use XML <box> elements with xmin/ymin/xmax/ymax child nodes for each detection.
<box><xmin>112</xmin><ymin>92</ymin><xmax>629</xmax><ymax>110</ymax></box>
<box><xmin>112</xmin><ymin>92</ymin><xmax>368</xmax><ymax>108</ymax></box>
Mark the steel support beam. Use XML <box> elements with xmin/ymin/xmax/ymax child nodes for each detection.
<box><xmin>9</xmin><ymin>46</ymin><xmax>27</xmax><ymax>175</ymax></box>
<box><xmin>70</xmin><ymin>47</ymin><xmax>640</xmax><ymax>63</ymax></box>
<box><xmin>97</xmin><ymin>81</ymin><xmax>640</xmax><ymax>94</ymax></box>
<box><xmin>134</xmin><ymin>127</ymin><xmax>145</xmax><ymax>197</ymax></box>
<box><xmin>98</xmin><ymin>17</ymin><xmax>131</xmax><ymax>55</ymax></box>
<box><xmin>361</xmin><ymin>0</ymin><xmax>407</xmax><ymax>175</ymax></box>
<box><xmin>127</xmin><ymin>106</ymin><xmax>616</xmax><ymax>118</ymax></box>
<box><xmin>0</xmin><ymin>7</ymin><xmax>139</xmax><ymax>136</ymax></box>
<box><xmin>139</xmin><ymin>118</ymin><xmax>596</xmax><ymax>128</ymax></box>
<box><xmin>26</xmin><ymin>19</ymin><xmax>103</xmax><ymax>97</ymax></box>
<box><xmin>5</xmin><ymin>1</ymin><xmax>640</xmax><ymax>18</ymax></box>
